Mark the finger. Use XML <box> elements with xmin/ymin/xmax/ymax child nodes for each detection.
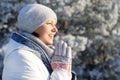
<box><xmin>58</xmin><ymin>40</ymin><xmax>64</xmax><ymax>55</ymax></box>
<box><xmin>62</xmin><ymin>42</ymin><xmax>67</xmax><ymax>56</ymax></box>
<box><xmin>66</xmin><ymin>46</ymin><xmax>72</xmax><ymax>58</ymax></box>
<box><xmin>55</xmin><ymin>41</ymin><xmax>59</xmax><ymax>55</ymax></box>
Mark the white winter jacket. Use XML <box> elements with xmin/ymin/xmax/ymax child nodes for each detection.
<box><xmin>2</xmin><ymin>32</ymin><xmax>71</xmax><ymax>80</ymax></box>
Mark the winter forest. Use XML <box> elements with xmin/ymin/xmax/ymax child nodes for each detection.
<box><xmin>0</xmin><ymin>0</ymin><xmax>120</xmax><ymax>80</ymax></box>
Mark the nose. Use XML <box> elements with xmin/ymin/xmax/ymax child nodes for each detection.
<box><xmin>52</xmin><ymin>26</ymin><xmax>58</xmax><ymax>32</ymax></box>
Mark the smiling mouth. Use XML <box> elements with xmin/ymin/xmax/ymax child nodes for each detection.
<box><xmin>49</xmin><ymin>34</ymin><xmax>54</xmax><ymax>37</ymax></box>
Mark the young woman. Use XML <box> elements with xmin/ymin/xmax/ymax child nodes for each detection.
<box><xmin>2</xmin><ymin>4</ymin><xmax>76</xmax><ymax>80</ymax></box>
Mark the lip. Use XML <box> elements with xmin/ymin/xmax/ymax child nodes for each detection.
<box><xmin>49</xmin><ymin>34</ymin><xmax>54</xmax><ymax>37</ymax></box>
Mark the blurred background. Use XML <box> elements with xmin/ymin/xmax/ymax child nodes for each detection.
<box><xmin>0</xmin><ymin>0</ymin><xmax>120</xmax><ymax>80</ymax></box>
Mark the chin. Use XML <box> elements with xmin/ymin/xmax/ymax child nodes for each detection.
<box><xmin>46</xmin><ymin>41</ymin><xmax>53</xmax><ymax>45</ymax></box>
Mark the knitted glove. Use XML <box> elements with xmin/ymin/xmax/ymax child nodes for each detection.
<box><xmin>51</xmin><ymin>40</ymin><xmax>72</xmax><ymax>76</ymax></box>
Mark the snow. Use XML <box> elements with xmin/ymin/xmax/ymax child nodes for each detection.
<box><xmin>0</xmin><ymin>0</ymin><xmax>120</xmax><ymax>80</ymax></box>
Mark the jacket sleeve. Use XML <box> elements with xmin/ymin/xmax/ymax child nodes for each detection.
<box><xmin>50</xmin><ymin>69</ymin><xmax>71</xmax><ymax>80</ymax></box>
<box><xmin>3</xmin><ymin>49</ymin><xmax>47</xmax><ymax>80</ymax></box>
<box><xmin>3</xmin><ymin>49</ymin><xmax>71</xmax><ymax>80</ymax></box>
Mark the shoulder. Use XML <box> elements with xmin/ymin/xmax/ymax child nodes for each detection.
<box><xmin>3</xmin><ymin>47</ymin><xmax>44</xmax><ymax>72</ymax></box>
<box><xmin>5</xmin><ymin>38</ymin><xmax>41</xmax><ymax>61</ymax></box>
<box><xmin>5</xmin><ymin>48</ymin><xmax>40</xmax><ymax>64</ymax></box>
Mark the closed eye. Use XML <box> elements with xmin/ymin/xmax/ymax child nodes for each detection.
<box><xmin>46</xmin><ymin>22</ymin><xmax>52</xmax><ymax>25</ymax></box>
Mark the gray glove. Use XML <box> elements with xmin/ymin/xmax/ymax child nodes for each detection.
<box><xmin>51</xmin><ymin>40</ymin><xmax>72</xmax><ymax>75</ymax></box>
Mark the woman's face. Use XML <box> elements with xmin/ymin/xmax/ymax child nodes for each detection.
<box><xmin>34</xmin><ymin>19</ymin><xmax>58</xmax><ymax>45</ymax></box>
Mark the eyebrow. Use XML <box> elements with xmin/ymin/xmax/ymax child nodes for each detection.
<box><xmin>47</xmin><ymin>20</ymin><xmax>56</xmax><ymax>24</ymax></box>
<box><xmin>47</xmin><ymin>20</ymin><xmax>52</xmax><ymax>23</ymax></box>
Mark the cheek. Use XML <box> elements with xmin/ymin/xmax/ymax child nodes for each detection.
<box><xmin>40</xmin><ymin>29</ymin><xmax>49</xmax><ymax>35</ymax></box>
<box><xmin>38</xmin><ymin>28</ymin><xmax>47</xmax><ymax>35</ymax></box>
<box><xmin>39</xmin><ymin>30</ymin><xmax>49</xmax><ymax>39</ymax></box>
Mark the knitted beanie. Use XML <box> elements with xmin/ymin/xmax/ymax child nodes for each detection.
<box><xmin>17</xmin><ymin>4</ymin><xmax>57</xmax><ymax>33</ymax></box>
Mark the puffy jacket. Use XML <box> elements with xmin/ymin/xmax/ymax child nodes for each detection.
<box><xmin>2</xmin><ymin>32</ymin><xmax>71</xmax><ymax>80</ymax></box>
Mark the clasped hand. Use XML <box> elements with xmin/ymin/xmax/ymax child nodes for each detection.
<box><xmin>51</xmin><ymin>40</ymin><xmax>72</xmax><ymax>75</ymax></box>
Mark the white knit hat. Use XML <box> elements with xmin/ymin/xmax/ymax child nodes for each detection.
<box><xmin>17</xmin><ymin>4</ymin><xmax>57</xmax><ymax>33</ymax></box>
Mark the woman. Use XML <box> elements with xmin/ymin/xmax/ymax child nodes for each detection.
<box><xmin>2</xmin><ymin>4</ymin><xmax>75</xmax><ymax>80</ymax></box>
